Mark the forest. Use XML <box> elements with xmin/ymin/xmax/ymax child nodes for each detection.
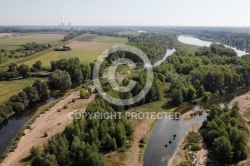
<box><xmin>153</xmin><ymin>43</ymin><xmax>250</xmax><ymax>106</ymax></box>
<box><xmin>105</xmin><ymin>33</ymin><xmax>176</xmax><ymax>64</ymax></box>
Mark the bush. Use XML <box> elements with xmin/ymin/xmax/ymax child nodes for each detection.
<box><xmin>30</xmin><ymin>147</ymin><xmax>42</xmax><ymax>158</ymax></box>
<box><xmin>88</xmin><ymin>87</ymin><xmax>92</xmax><ymax>95</ymax></box>
<box><xmin>190</xmin><ymin>144</ymin><xmax>201</xmax><ymax>151</ymax></box>
<box><xmin>80</xmin><ymin>90</ymin><xmax>90</xmax><ymax>99</ymax></box>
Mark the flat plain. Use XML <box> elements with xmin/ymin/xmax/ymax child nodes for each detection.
<box><xmin>0</xmin><ymin>77</ymin><xmax>46</xmax><ymax>103</ymax></box>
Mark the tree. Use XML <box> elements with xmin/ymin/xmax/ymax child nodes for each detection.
<box><xmin>213</xmin><ymin>136</ymin><xmax>233</xmax><ymax>164</ymax></box>
<box><xmin>11</xmin><ymin>102</ymin><xmax>25</xmax><ymax>112</ymax></box>
<box><xmin>186</xmin><ymin>85</ymin><xmax>196</xmax><ymax>101</ymax></box>
<box><xmin>7</xmin><ymin>63</ymin><xmax>18</xmax><ymax>78</ymax></box>
<box><xmin>18</xmin><ymin>64</ymin><xmax>30</xmax><ymax>78</ymax></box>
<box><xmin>45</xmin><ymin>135</ymin><xmax>70</xmax><ymax>165</ymax></box>
<box><xmin>31</xmin><ymin>153</ymin><xmax>58</xmax><ymax>166</ymax></box>
<box><xmin>23</xmin><ymin>86</ymin><xmax>39</xmax><ymax>104</ymax></box>
<box><xmin>30</xmin><ymin>147</ymin><xmax>42</xmax><ymax>158</ymax></box>
<box><xmin>49</xmin><ymin>70</ymin><xmax>72</xmax><ymax>91</ymax></box>
<box><xmin>115</xmin><ymin>123</ymin><xmax>126</xmax><ymax>147</ymax></box>
<box><xmin>18</xmin><ymin>92</ymin><xmax>29</xmax><ymax>107</ymax></box>
<box><xmin>33</xmin><ymin>80</ymin><xmax>50</xmax><ymax>101</ymax></box>
<box><xmin>32</xmin><ymin>60</ymin><xmax>42</xmax><ymax>71</ymax></box>
<box><xmin>171</xmin><ymin>88</ymin><xmax>183</xmax><ymax>106</ymax></box>
<box><xmin>197</xmin><ymin>85</ymin><xmax>205</xmax><ymax>97</ymax></box>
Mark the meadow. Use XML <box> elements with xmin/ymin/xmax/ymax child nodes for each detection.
<box><xmin>0</xmin><ymin>34</ymin><xmax>64</xmax><ymax>46</ymax></box>
<box><xmin>23</xmin><ymin>49</ymin><xmax>102</xmax><ymax>67</ymax></box>
<box><xmin>0</xmin><ymin>77</ymin><xmax>46</xmax><ymax>103</ymax></box>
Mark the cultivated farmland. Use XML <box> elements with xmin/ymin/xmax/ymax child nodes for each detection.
<box><xmin>92</xmin><ymin>36</ymin><xmax>128</xmax><ymax>43</ymax></box>
<box><xmin>22</xmin><ymin>35</ymin><xmax>128</xmax><ymax>67</ymax></box>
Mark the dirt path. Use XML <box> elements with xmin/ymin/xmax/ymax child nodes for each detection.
<box><xmin>1</xmin><ymin>90</ymin><xmax>95</xmax><ymax>166</ymax></box>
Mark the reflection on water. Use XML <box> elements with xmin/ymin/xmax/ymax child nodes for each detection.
<box><xmin>144</xmin><ymin>112</ymin><xmax>206</xmax><ymax>166</ymax></box>
<box><xmin>178</xmin><ymin>35</ymin><xmax>250</xmax><ymax>56</ymax></box>
<box><xmin>0</xmin><ymin>97</ymin><xmax>55</xmax><ymax>157</ymax></box>
<box><xmin>144</xmin><ymin>48</ymin><xmax>176</xmax><ymax>68</ymax></box>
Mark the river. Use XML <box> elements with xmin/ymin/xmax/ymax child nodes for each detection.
<box><xmin>0</xmin><ymin>97</ymin><xmax>56</xmax><ymax>158</ymax></box>
<box><xmin>143</xmin><ymin>87</ymin><xmax>250</xmax><ymax>166</ymax></box>
<box><xmin>0</xmin><ymin>35</ymin><xmax>248</xmax><ymax>162</ymax></box>
<box><xmin>178</xmin><ymin>35</ymin><xmax>250</xmax><ymax>56</ymax></box>
<box><xmin>143</xmin><ymin>35</ymin><xmax>250</xmax><ymax>166</ymax></box>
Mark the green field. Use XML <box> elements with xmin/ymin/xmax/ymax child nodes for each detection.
<box><xmin>0</xmin><ymin>77</ymin><xmax>46</xmax><ymax>103</ymax></box>
<box><xmin>0</xmin><ymin>37</ymin><xmax>62</xmax><ymax>46</ymax></box>
<box><xmin>23</xmin><ymin>49</ymin><xmax>102</xmax><ymax>67</ymax></box>
<box><xmin>92</xmin><ymin>36</ymin><xmax>128</xmax><ymax>44</ymax></box>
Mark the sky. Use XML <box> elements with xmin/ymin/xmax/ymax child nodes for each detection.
<box><xmin>0</xmin><ymin>0</ymin><xmax>250</xmax><ymax>27</ymax></box>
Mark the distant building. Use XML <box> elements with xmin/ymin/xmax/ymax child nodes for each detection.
<box><xmin>61</xmin><ymin>23</ymin><xmax>64</xmax><ymax>26</ymax></box>
<box><xmin>68</xmin><ymin>23</ymin><xmax>71</xmax><ymax>26</ymax></box>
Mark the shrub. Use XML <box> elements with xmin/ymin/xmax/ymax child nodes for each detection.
<box><xmin>63</xmin><ymin>105</ymin><xmax>68</xmax><ymax>109</ymax></box>
<box><xmin>80</xmin><ymin>90</ymin><xmax>90</xmax><ymax>99</ymax></box>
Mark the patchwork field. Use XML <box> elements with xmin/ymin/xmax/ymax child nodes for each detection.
<box><xmin>23</xmin><ymin>50</ymin><xmax>102</xmax><ymax>67</ymax></box>
<box><xmin>20</xmin><ymin>35</ymin><xmax>128</xmax><ymax>67</ymax></box>
<box><xmin>0</xmin><ymin>77</ymin><xmax>46</xmax><ymax>103</ymax></box>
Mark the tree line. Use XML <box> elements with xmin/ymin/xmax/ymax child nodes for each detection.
<box><xmin>200</xmin><ymin>104</ymin><xmax>249</xmax><ymax>165</ymax></box>
<box><xmin>0</xmin><ymin>58</ymin><xmax>92</xmax><ymax>124</ymax></box>
<box><xmin>154</xmin><ymin>44</ymin><xmax>250</xmax><ymax>106</ymax></box>
<box><xmin>30</xmin><ymin>96</ymin><xmax>134</xmax><ymax>166</ymax></box>
<box><xmin>105</xmin><ymin>33</ymin><xmax>176</xmax><ymax>64</ymax></box>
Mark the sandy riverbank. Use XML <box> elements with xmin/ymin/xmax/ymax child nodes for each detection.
<box><xmin>170</xmin><ymin>91</ymin><xmax>250</xmax><ymax>166</ymax></box>
<box><xmin>1</xmin><ymin>90</ymin><xmax>95</xmax><ymax>166</ymax></box>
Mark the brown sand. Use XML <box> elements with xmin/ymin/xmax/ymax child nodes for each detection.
<box><xmin>1</xmin><ymin>91</ymin><xmax>95</xmax><ymax>166</ymax></box>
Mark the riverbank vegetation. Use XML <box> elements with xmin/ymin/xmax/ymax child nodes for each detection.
<box><xmin>2</xmin><ymin>27</ymin><xmax>250</xmax><ymax>165</ymax></box>
<box><xmin>171</xmin><ymin>27</ymin><xmax>250</xmax><ymax>52</ymax></box>
<box><xmin>200</xmin><ymin>104</ymin><xmax>249</xmax><ymax>165</ymax></box>
<box><xmin>154</xmin><ymin>43</ymin><xmax>250</xmax><ymax>106</ymax></box>
<box><xmin>0</xmin><ymin>58</ymin><xmax>92</xmax><ymax>125</ymax></box>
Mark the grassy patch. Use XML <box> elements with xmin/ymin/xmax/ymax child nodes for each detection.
<box><xmin>0</xmin><ymin>35</ymin><xmax>64</xmax><ymax>45</ymax></box>
<box><xmin>92</xmin><ymin>36</ymin><xmax>128</xmax><ymax>44</ymax></box>
<box><xmin>23</xmin><ymin>49</ymin><xmax>101</xmax><ymax>67</ymax></box>
<box><xmin>0</xmin><ymin>77</ymin><xmax>46</xmax><ymax>103</ymax></box>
